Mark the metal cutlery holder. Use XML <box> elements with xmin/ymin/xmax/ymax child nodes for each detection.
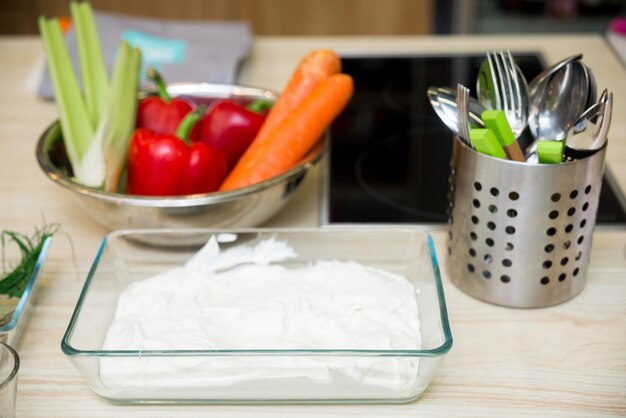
<box><xmin>446</xmin><ymin>137</ymin><xmax>606</xmax><ymax>308</ymax></box>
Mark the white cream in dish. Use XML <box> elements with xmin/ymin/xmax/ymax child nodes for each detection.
<box><xmin>100</xmin><ymin>236</ymin><xmax>421</xmax><ymax>396</ymax></box>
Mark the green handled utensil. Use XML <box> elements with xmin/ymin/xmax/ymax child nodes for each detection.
<box><xmin>536</xmin><ymin>140</ymin><xmax>565</xmax><ymax>164</ymax></box>
<box><xmin>469</xmin><ymin>129</ymin><xmax>507</xmax><ymax>159</ymax></box>
<box><xmin>482</xmin><ymin>110</ymin><xmax>525</xmax><ymax>161</ymax></box>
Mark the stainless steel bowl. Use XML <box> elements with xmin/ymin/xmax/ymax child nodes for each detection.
<box><xmin>36</xmin><ymin>83</ymin><xmax>325</xmax><ymax>230</ymax></box>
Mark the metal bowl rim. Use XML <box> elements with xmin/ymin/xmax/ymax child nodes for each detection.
<box><xmin>35</xmin><ymin>82</ymin><xmax>325</xmax><ymax>208</ymax></box>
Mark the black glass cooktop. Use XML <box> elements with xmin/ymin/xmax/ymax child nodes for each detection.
<box><xmin>324</xmin><ymin>54</ymin><xmax>626</xmax><ymax>225</ymax></box>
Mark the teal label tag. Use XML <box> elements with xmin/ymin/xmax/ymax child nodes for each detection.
<box><xmin>122</xmin><ymin>30</ymin><xmax>186</xmax><ymax>79</ymax></box>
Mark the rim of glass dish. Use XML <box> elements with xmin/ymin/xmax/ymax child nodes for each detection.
<box><xmin>61</xmin><ymin>227</ymin><xmax>453</xmax><ymax>358</ymax></box>
<box><xmin>0</xmin><ymin>342</ymin><xmax>19</xmax><ymax>389</ymax></box>
<box><xmin>0</xmin><ymin>236</ymin><xmax>52</xmax><ymax>333</ymax></box>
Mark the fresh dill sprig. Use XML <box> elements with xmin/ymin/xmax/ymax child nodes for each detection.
<box><xmin>0</xmin><ymin>223</ymin><xmax>59</xmax><ymax>298</ymax></box>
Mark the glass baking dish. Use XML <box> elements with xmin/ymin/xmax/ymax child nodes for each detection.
<box><xmin>1</xmin><ymin>236</ymin><xmax>52</xmax><ymax>346</ymax></box>
<box><xmin>61</xmin><ymin>228</ymin><xmax>452</xmax><ymax>404</ymax></box>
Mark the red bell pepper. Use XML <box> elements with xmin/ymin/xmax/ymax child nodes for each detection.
<box><xmin>136</xmin><ymin>68</ymin><xmax>193</xmax><ymax>135</ymax></box>
<box><xmin>127</xmin><ymin>107</ymin><xmax>227</xmax><ymax>196</ymax></box>
<box><xmin>191</xmin><ymin>99</ymin><xmax>272</xmax><ymax>169</ymax></box>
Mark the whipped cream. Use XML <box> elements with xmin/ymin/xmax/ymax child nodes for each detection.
<box><xmin>100</xmin><ymin>236</ymin><xmax>421</xmax><ymax>398</ymax></box>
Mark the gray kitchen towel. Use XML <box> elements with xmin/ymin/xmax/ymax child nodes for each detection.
<box><xmin>38</xmin><ymin>10</ymin><xmax>252</xmax><ymax>98</ymax></box>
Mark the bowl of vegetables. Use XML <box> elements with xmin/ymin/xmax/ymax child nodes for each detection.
<box><xmin>36</xmin><ymin>81</ymin><xmax>327</xmax><ymax>230</ymax></box>
<box><xmin>35</xmin><ymin>4</ymin><xmax>352</xmax><ymax>230</ymax></box>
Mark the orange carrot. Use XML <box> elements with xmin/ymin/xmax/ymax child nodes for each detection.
<box><xmin>219</xmin><ymin>73</ymin><xmax>354</xmax><ymax>191</ymax></box>
<box><xmin>258</xmin><ymin>50</ymin><xmax>340</xmax><ymax>139</ymax></box>
<box><xmin>220</xmin><ymin>49</ymin><xmax>341</xmax><ymax>191</ymax></box>
<box><xmin>242</xmin><ymin>49</ymin><xmax>341</xmax><ymax>155</ymax></box>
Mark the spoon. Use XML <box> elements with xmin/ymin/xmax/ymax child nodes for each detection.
<box><xmin>476</xmin><ymin>53</ymin><xmax>499</xmax><ymax>110</ymax></box>
<box><xmin>565</xmin><ymin>90</ymin><xmax>612</xmax><ymax>155</ymax></box>
<box><xmin>528</xmin><ymin>60</ymin><xmax>589</xmax><ymax>142</ymax></box>
<box><xmin>427</xmin><ymin>86</ymin><xmax>486</xmax><ymax>141</ymax></box>
<box><xmin>583</xmin><ymin>64</ymin><xmax>598</xmax><ymax>110</ymax></box>
<box><xmin>528</xmin><ymin>53</ymin><xmax>583</xmax><ymax>105</ymax></box>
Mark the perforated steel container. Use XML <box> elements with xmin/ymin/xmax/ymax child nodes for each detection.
<box><xmin>446</xmin><ymin>137</ymin><xmax>606</xmax><ymax>308</ymax></box>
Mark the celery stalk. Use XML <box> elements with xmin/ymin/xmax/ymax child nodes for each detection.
<box><xmin>104</xmin><ymin>45</ymin><xmax>141</xmax><ymax>192</ymax></box>
<box><xmin>40</xmin><ymin>8</ymin><xmax>141</xmax><ymax>190</ymax></box>
<box><xmin>38</xmin><ymin>17</ymin><xmax>93</xmax><ymax>169</ymax></box>
<box><xmin>71</xmin><ymin>2</ymin><xmax>108</xmax><ymax>129</ymax></box>
<box><xmin>75</xmin><ymin>42</ymin><xmax>142</xmax><ymax>190</ymax></box>
<box><xmin>74</xmin><ymin>42</ymin><xmax>130</xmax><ymax>188</ymax></box>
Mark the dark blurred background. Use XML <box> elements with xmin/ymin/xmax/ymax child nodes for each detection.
<box><xmin>0</xmin><ymin>0</ymin><xmax>624</xmax><ymax>36</ymax></box>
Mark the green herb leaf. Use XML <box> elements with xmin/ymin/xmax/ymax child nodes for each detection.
<box><xmin>0</xmin><ymin>224</ymin><xmax>59</xmax><ymax>299</ymax></box>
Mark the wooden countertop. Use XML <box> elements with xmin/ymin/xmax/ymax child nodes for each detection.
<box><xmin>1</xmin><ymin>34</ymin><xmax>625</xmax><ymax>417</ymax></box>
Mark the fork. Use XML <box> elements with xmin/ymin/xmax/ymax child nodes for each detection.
<box><xmin>486</xmin><ymin>51</ymin><xmax>527</xmax><ymax>161</ymax></box>
<box><xmin>456</xmin><ymin>83</ymin><xmax>471</xmax><ymax>145</ymax></box>
<box><xmin>497</xmin><ymin>51</ymin><xmax>529</xmax><ymax>138</ymax></box>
